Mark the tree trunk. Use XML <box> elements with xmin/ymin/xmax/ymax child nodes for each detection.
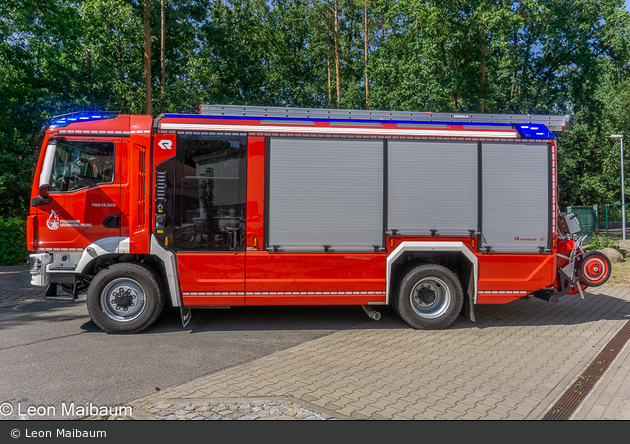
<box><xmin>364</xmin><ymin>1</ymin><xmax>369</xmax><ymax>109</ymax></box>
<box><xmin>480</xmin><ymin>44</ymin><xmax>486</xmax><ymax>113</ymax></box>
<box><xmin>144</xmin><ymin>0</ymin><xmax>152</xmax><ymax>115</ymax></box>
<box><xmin>86</xmin><ymin>50</ymin><xmax>91</xmax><ymax>89</ymax></box>
<box><xmin>326</xmin><ymin>22</ymin><xmax>332</xmax><ymax>107</ymax></box>
<box><xmin>160</xmin><ymin>0</ymin><xmax>165</xmax><ymax>111</ymax></box>
<box><xmin>334</xmin><ymin>0</ymin><xmax>340</xmax><ymax>108</ymax></box>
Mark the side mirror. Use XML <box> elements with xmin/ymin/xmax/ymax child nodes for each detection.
<box><xmin>31</xmin><ymin>185</ymin><xmax>51</xmax><ymax>206</ymax></box>
<box><xmin>31</xmin><ymin>196</ymin><xmax>51</xmax><ymax>206</ymax></box>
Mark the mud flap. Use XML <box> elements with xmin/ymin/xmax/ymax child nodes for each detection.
<box><xmin>461</xmin><ymin>266</ymin><xmax>476</xmax><ymax>322</ymax></box>
<box><xmin>466</xmin><ymin>293</ymin><xmax>476</xmax><ymax>322</ymax></box>
<box><xmin>180</xmin><ymin>306</ymin><xmax>191</xmax><ymax>328</ymax></box>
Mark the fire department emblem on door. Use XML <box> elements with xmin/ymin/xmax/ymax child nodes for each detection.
<box><xmin>47</xmin><ymin>211</ymin><xmax>60</xmax><ymax>231</ymax></box>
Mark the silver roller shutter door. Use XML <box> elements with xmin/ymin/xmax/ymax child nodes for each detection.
<box><xmin>268</xmin><ymin>137</ymin><xmax>384</xmax><ymax>252</ymax></box>
<box><xmin>481</xmin><ymin>142</ymin><xmax>550</xmax><ymax>252</ymax></box>
<box><xmin>388</xmin><ymin>140</ymin><xmax>478</xmax><ymax>236</ymax></box>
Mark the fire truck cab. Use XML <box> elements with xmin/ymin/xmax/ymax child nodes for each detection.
<box><xmin>27</xmin><ymin>106</ymin><xmax>612</xmax><ymax>333</ymax></box>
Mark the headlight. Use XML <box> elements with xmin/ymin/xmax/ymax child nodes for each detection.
<box><xmin>29</xmin><ymin>257</ymin><xmax>42</xmax><ymax>274</ymax></box>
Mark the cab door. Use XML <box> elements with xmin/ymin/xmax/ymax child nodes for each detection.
<box><xmin>36</xmin><ymin>136</ymin><xmax>122</xmax><ymax>251</ymax></box>
<box><xmin>174</xmin><ymin>134</ymin><xmax>247</xmax><ymax>306</ymax></box>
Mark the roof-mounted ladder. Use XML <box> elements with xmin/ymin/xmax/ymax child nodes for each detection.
<box><xmin>199</xmin><ymin>104</ymin><xmax>570</xmax><ymax>132</ymax></box>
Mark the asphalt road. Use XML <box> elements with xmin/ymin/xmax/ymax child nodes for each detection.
<box><xmin>0</xmin><ymin>296</ymin><xmax>381</xmax><ymax>420</ymax></box>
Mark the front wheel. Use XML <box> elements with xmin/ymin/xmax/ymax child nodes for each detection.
<box><xmin>394</xmin><ymin>264</ymin><xmax>464</xmax><ymax>330</ymax></box>
<box><xmin>86</xmin><ymin>263</ymin><xmax>165</xmax><ymax>334</ymax></box>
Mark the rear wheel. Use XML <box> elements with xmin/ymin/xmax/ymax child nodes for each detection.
<box><xmin>577</xmin><ymin>251</ymin><xmax>611</xmax><ymax>287</ymax></box>
<box><xmin>87</xmin><ymin>263</ymin><xmax>165</xmax><ymax>334</ymax></box>
<box><xmin>394</xmin><ymin>264</ymin><xmax>464</xmax><ymax>330</ymax></box>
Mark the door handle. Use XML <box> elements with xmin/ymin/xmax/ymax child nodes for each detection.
<box><xmin>226</xmin><ymin>227</ymin><xmax>240</xmax><ymax>250</ymax></box>
<box><xmin>103</xmin><ymin>214</ymin><xmax>120</xmax><ymax>228</ymax></box>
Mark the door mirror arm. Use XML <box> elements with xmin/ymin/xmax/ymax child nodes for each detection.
<box><xmin>39</xmin><ymin>184</ymin><xmax>49</xmax><ymax>198</ymax></box>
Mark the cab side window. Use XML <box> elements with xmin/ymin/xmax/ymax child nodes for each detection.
<box><xmin>49</xmin><ymin>140</ymin><xmax>115</xmax><ymax>192</ymax></box>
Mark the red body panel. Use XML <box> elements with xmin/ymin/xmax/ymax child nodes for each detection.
<box><xmin>128</xmin><ymin>116</ymin><xmax>153</xmax><ymax>253</ymax></box>
<box><xmin>153</xmin><ymin>133</ymin><xmax>176</xmax><ymax>165</ymax></box>
<box><xmin>246</xmin><ymin>136</ymin><xmax>265</xmax><ymax>251</ymax></box>
<box><xmin>386</xmin><ymin>236</ymin><xmax>477</xmax><ymax>254</ymax></box>
<box><xmin>178</xmin><ymin>252</ymin><xmax>245</xmax><ymax>306</ymax></box>
<box><xmin>36</xmin><ymin>184</ymin><xmax>121</xmax><ymax>251</ymax></box>
<box><xmin>26</xmin><ymin>215</ymin><xmax>37</xmax><ymax>251</ymax></box>
<box><xmin>245</xmin><ymin>253</ymin><xmax>387</xmax><ymax>305</ymax></box>
<box><xmin>476</xmin><ymin>254</ymin><xmax>555</xmax><ymax>303</ymax></box>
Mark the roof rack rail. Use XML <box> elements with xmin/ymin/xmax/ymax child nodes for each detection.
<box><xmin>199</xmin><ymin>104</ymin><xmax>570</xmax><ymax>132</ymax></box>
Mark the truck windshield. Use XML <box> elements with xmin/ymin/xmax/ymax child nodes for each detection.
<box><xmin>49</xmin><ymin>140</ymin><xmax>115</xmax><ymax>192</ymax></box>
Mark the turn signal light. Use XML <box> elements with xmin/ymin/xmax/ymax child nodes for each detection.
<box><xmin>253</xmin><ymin>236</ymin><xmax>259</xmax><ymax>250</ymax></box>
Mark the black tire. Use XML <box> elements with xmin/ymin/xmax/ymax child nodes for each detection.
<box><xmin>86</xmin><ymin>263</ymin><xmax>166</xmax><ymax>334</ymax></box>
<box><xmin>393</xmin><ymin>263</ymin><xmax>464</xmax><ymax>330</ymax></box>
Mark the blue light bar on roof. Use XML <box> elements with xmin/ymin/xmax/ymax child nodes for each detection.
<box><xmin>514</xmin><ymin>123</ymin><xmax>556</xmax><ymax>139</ymax></box>
<box><xmin>50</xmin><ymin>112</ymin><xmax>118</xmax><ymax>128</ymax></box>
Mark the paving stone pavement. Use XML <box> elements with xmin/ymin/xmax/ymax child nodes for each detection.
<box><xmin>0</xmin><ymin>264</ymin><xmax>45</xmax><ymax>306</ymax></box>
<box><xmin>119</xmin><ymin>399</ymin><xmax>337</xmax><ymax>421</ymax></box>
<box><xmin>3</xmin><ymin>265</ymin><xmax>630</xmax><ymax>420</ymax></box>
<box><xmin>96</xmin><ymin>286</ymin><xmax>630</xmax><ymax>421</ymax></box>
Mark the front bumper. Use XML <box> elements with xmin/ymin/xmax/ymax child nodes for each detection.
<box><xmin>29</xmin><ymin>251</ymin><xmax>82</xmax><ymax>287</ymax></box>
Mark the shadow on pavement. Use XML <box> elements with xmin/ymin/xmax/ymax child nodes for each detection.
<box><xmin>2</xmin><ymin>286</ymin><xmax>630</xmax><ymax>335</ymax></box>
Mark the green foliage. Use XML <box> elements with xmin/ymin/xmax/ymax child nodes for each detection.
<box><xmin>1</xmin><ymin>0</ymin><xmax>630</xmax><ymax>221</ymax></box>
<box><xmin>0</xmin><ymin>217</ymin><xmax>27</xmax><ymax>266</ymax></box>
<box><xmin>587</xmin><ymin>233</ymin><xmax>620</xmax><ymax>251</ymax></box>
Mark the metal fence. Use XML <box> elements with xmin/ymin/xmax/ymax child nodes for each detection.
<box><xmin>604</xmin><ymin>203</ymin><xmax>630</xmax><ymax>239</ymax></box>
<box><xmin>567</xmin><ymin>205</ymin><xmax>598</xmax><ymax>243</ymax></box>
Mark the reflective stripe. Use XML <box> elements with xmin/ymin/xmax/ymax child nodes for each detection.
<box><xmin>183</xmin><ymin>291</ymin><xmax>385</xmax><ymax>296</ymax></box>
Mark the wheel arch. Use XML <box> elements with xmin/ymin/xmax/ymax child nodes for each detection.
<box><xmin>75</xmin><ymin>236</ymin><xmax>181</xmax><ymax>308</ymax></box>
<box><xmin>386</xmin><ymin>241</ymin><xmax>478</xmax><ymax>306</ymax></box>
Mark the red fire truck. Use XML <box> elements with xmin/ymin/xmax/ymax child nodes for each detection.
<box><xmin>27</xmin><ymin>105</ymin><xmax>611</xmax><ymax>333</ymax></box>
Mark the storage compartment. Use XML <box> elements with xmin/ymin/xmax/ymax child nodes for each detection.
<box><xmin>267</xmin><ymin>137</ymin><xmax>384</xmax><ymax>252</ymax></box>
<box><xmin>480</xmin><ymin>142</ymin><xmax>551</xmax><ymax>253</ymax></box>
